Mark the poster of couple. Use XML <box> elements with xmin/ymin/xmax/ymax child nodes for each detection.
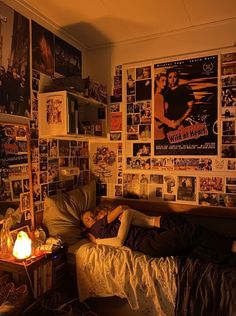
<box><xmin>154</xmin><ymin>55</ymin><xmax>218</xmax><ymax>156</ymax></box>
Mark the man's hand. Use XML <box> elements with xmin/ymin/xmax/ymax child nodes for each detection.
<box><xmin>87</xmin><ymin>233</ymin><xmax>97</xmax><ymax>244</ymax></box>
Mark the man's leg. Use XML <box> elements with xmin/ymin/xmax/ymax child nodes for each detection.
<box><xmin>138</xmin><ymin>222</ymin><xmax>197</xmax><ymax>258</ymax></box>
<box><xmin>160</xmin><ymin>213</ymin><xmax>187</xmax><ymax>230</ymax></box>
<box><xmin>138</xmin><ymin>221</ymin><xmax>233</xmax><ymax>262</ymax></box>
<box><xmin>123</xmin><ymin>208</ymin><xmax>160</xmax><ymax>228</ymax></box>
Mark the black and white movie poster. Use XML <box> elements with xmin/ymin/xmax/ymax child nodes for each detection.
<box><xmin>55</xmin><ymin>36</ymin><xmax>82</xmax><ymax>77</ymax></box>
<box><xmin>0</xmin><ymin>2</ymin><xmax>30</xmax><ymax>117</ymax></box>
<box><xmin>32</xmin><ymin>21</ymin><xmax>54</xmax><ymax>76</ymax></box>
<box><xmin>154</xmin><ymin>55</ymin><xmax>218</xmax><ymax>155</ymax></box>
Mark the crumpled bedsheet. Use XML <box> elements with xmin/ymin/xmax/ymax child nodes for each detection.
<box><xmin>175</xmin><ymin>256</ymin><xmax>236</xmax><ymax>316</ymax></box>
<box><xmin>75</xmin><ymin>242</ymin><xmax>178</xmax><ymax>316</ymax></box>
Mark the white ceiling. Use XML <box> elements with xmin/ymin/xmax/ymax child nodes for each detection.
<box><xmin>21</xmin><ymin>0</ymin><xmax>236</xmax><ymax>49</ymax></box>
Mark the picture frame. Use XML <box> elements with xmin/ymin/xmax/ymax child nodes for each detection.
<box><xmin>20</xmin><ymin>192</ymin><xmax>31</xmax><ymax>212</ymax></box>
<box><xmin>10</xmin><ymin>225</ymin><xmax>30</xmax><ymax>243</ymax></box>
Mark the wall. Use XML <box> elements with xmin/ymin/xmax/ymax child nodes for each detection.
<box><xmin>2</xmin><ymin>0</ymin><xmax>90</xmax><ymax>77</ymax></box>
<box><xmin>0</xmin><ymin>0</ymin><xmax>236</xmax><ymax>226</ymax></box>
<box><xmin>88</xmin><ymin>18</ymin><xmax>236</xmax><ymax>212</ymax></box>
<box><xmin>88</xmin><ymin>18</ymin><xmax>236</xmax><ymax>85</ymax></box>
<box><xmin>0</xmin><ymin>0</ymin><xmax>91</xmax><ymax>228</ymax></box>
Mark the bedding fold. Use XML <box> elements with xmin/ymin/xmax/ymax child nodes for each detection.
<box><xmin>175</xmin><ymin>256</ymin><xmax>236</xmax><ymax>316</ymax></box>
<box><xmin>75</xmin><ymin>243</ymin><xmax>178</xmax><ymax>316</ymax></box>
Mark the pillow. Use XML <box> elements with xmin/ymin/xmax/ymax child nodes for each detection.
<box><xmin>43</xmin><ymin>180</ymin><xmax>96</xmax><ymax>245</ymax></box>
<box><xmin>67</xmin><ymin>180</ymin><xmax>96</xmax><ymax>215</ymax></box>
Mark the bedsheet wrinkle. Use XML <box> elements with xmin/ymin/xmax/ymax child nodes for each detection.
<box><xmin>175</xmin><ymin>256</ymin><xmax>236</xmax><ymax>316</ymax></box>
<box><xmin>75</xmin><ymin>242</ymin><xmax>178</xmax><ymax>316</ymax></box>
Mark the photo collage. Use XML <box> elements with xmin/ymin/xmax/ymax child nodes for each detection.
<box><xmin>0</xmin><ymin>0</ymin><xmax>236</xmax><ymax>226</ymax></box>
<box><xmin>0</xmin><ymin>123</ymin><xmax>33</xmax><ymax>226</ymax></box>
<box><xmin>102</xmin><ymin>52</ymin><xmax>236</xmax><ymax>207</ymax></box>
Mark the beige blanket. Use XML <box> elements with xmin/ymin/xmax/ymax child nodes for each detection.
<box><xmin>75</xmin><ymin>242</ymin><xmax>177</xmax><ymax>316</ymax></box>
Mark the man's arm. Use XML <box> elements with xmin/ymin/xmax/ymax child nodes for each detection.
<box><xmin>107</xmin><ymin>205</ymin><xmax>128</xmax><ymax>224</ymax></box>
<box><xmin>95</xmin><ymin>209</ymin><xmax>160</xmax><ymax>247</ymax></box>
<box><xmin>154</xmin><ymin>93</ymin><xmax>177</xmax><ymax>128</ymax></box>
<box><xmin>96</xmin><ymin>209</ymin><xmax>132</xmax><ymax>247</ymax></box>
<box><xmin>176</xmin><ymin>100</ymin><xmax>194</xmax><ymax>127</ymax></box>
<box><xmin>176</xmin><ymin>85</ymin><xmax>195</xmax><ymax>127</ymax></box>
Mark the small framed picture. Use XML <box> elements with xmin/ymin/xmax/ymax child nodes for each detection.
<box><xmin>10</xmin><ymin>225</ymin><xmax>30</xmax><ymax>243</ymax></box>
<box><xmin>24</xmin><ymin>210</ymin><xmax>32</xmax><ymax>221</ymax></box>
<box><xmin>20</xmin><ymin>192</ymin><xmax>31</xmax><ymax>212</ymax></box>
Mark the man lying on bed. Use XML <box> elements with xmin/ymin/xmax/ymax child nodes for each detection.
<box><xmin>81</xmin><ymin>206</ymin><xmax>236</xmax><ymax>264</ymax></box>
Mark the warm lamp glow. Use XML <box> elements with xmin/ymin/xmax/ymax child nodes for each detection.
<box><xmin>13</xmin><ymin>231</ymin><xmax>32</xmax><ymax>260</ymax></box>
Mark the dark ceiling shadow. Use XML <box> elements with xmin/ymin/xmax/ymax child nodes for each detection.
<box><xmin>61</xmin><ymin>21</ymin><xmax>115</xmax><ymax>93</ymax></box>
<box><xmin>62</xmin><ymin>22</ymin><xmax>113</xmax><ymax>48</ymax></box>
<box><xmin>61</xmin><ymin>16</ymin><xmax>160</xmax><ymax>48</ymax></box>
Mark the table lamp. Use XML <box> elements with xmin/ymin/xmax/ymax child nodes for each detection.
<box><xmin>13</xmin><ymin>231</ymin><xmax>32</xmax><ymax>260</ymax></box>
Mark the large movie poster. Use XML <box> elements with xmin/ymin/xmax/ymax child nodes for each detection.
<box><xmin>0</xmin><ymin>2</ymin><xmax>30</xmax><ymax>117</ymax></box>
<box><xmin>154</xmin><ymin>55</ymin><xmax>218</xmax><ymax>155</ymax></box>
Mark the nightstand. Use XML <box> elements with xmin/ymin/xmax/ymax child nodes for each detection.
<box><xmin>0</xmin><ymin>246</ymin><xmax>67</xmax><ymax>301</ymax></box>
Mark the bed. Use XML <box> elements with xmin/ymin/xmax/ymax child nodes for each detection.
<box><xmin>42</xmin><ymin>181</ymin><xmax>236</xmax><ymax>316</ymax></box>
<box><xmin>69</xmin><ymin>240</ymin><xmax>177</xmax><ymax>316</ymax></box>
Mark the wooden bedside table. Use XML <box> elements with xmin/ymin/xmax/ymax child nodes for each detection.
<box><xmin>0</xmin><ymin>246</ymin><xmax>67</xmax><ymax>300</ymax></box>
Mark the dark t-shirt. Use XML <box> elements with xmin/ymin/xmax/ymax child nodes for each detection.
<box><xmin>89</xmin><ymin>215</ymin><xmax>158</xmax><ymax>251</ymax></box>
<box><xmin>164</xmin><ymin>84</ymin><xmax>195</xmax><ymax>121</ymax></box>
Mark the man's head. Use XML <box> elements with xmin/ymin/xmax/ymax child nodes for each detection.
<box><xmin>167</xmin><ymin>68</ymin><xmax>180</xmax><ymax>88</ymax></box>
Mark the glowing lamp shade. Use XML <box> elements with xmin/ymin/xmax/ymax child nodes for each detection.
<box><xmin>13</xmin><ymin>231</ymin><xmax>32</xmax><ymax>260</ymax></box>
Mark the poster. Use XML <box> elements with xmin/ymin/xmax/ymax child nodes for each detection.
<box><xmin>32</xmin><ymin>21</ymin><xmax>54</xmax><ymax>76</ymax></box>
<box><xmin>0</xmin><ymin>2</ymin><xmax>30</xmax><ymax>117</ymax></box>
<box><xmin>90</xmin><ymin>143</ymin><xmax>118</xmax><ymax>183</ymax></box>
<box><xmin>154</xmin><ymin>55</ymin><xmax>218</xmax><ymax>155</ymax></box>
<box><xmin>55</xmin><ymin>36</ymin><xmax>82</xmax><ymax>77</ymax></box>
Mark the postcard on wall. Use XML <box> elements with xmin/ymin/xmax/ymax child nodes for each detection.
<box><xmin>123</xmin><ymin>173</ymin><xmax>140</xmax><ymax>199</ymax></box>
<box><xmin>149</xmin><ymin>185</ymin><xmax>163</xmax><ymax>201</ymax></box>
<box><xmin>199</xmin><ymin>176</ymin><xmax>224</xmax><ymax>192</ymax></box>
<box><xmin>177</xmin><ymin>176</ymin><xmax>196</xmax><ymax>202</ymax></box>
<box><xmin>110</xmin><ymin>103</ymin><xmax>120</xmax><ymax>112</ymax></box>
<box><xmin>154</xmin><ymin>55</ymin><xmax>218</xmax><ymax>155</ymax></box>
<box><xmin>110</xmin><ymin>132</ymin><xmax>122</xmax><ymax>141</ymax></box>
<box><xmin>110</xmin><ymin>112</ymin><xmax>122</xmax><ymax>131</ymax></box>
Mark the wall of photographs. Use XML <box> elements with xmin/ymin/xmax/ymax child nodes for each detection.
<box><xmin>0</xmin><ymin>1</ymin><xmax>86</xmax><ymax>227</ymax></box>
<box><xmin>26</xmin><ymin>64</ymin><xmax>90</xmax><ymax>218</ymax></box>
<box><xmin>92</xmin><ymin>50</ymin><xmax>236</xmax><ymax>209</ymax></box>
<box><xmin>1</xmin><ymin>1</ymin><xmax>236</xmax><ymax>229</ymax></box>
<box><xmin>0</xmin><ymin>122</ymin><xmax>34</xmax><ymax>229</ymax></box>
